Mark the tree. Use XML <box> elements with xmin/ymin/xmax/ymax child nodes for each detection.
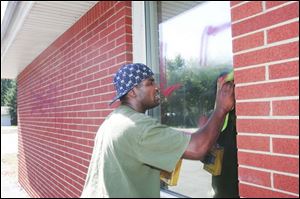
<box><xmin>1</xmin><ymin>79</ymin><xmax>17</xmax><ymax>125</ymax></box>
<box><xmin>1</xmin><ymin>79</ymin><xmax>12</xmax><ymax>106</ymax></box>
<box><xmin>161</xmin><ymin>55</ymin><xmax>231</xmax><ymax>128</ymax></box>
<box><xmin>5</xmin><ymin>83</ymin><xmax>17</xmax><ymax>125</ymax></box>
<box><xmin>166</xmin><ymin>54</ymin><xmax>185</xmax><ymax>72</ymax></box>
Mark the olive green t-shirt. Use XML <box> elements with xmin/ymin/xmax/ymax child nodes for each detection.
<box><xmin>81</xmin><ymin>105</ymin><xmax>191</xmax><ymax>198</ymax></box>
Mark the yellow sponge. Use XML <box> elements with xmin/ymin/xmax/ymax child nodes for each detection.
<box><xmin>221</xmin><ymin>70</ymin><xmax>234</xmax><ymax>132</ymax></box>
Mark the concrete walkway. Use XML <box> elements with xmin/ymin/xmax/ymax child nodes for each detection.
<box><xmin>1</xmin><ymin>126</ymin><xmax>29</xmax><ymax>198</ymax></box>
<box><xmin>168</xmin><ymin>160</ymin><xmax>213</xmax><ymax>198</ymax></box>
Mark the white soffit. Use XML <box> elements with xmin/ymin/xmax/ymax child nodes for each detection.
<box><xmin>1</xmin><ymin>1</ymin><xmax>98</xmax><ymax>79</ymax></box>
<box><xmin>159</xmin><ymin>1</ymin><xmax>204</xmax><ymax>23</ymax></box>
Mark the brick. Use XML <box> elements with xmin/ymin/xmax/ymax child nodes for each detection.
<box><xmin>269</xmin><ymin>60</ymin><xmax>299</xmax><ymax>79</ymax></box>
<box><xmin>272</xmin><ymin>138</ymin><xmax>299</xmax><ymax>155</ymax></box>
<box><xmin>266</xmin><ymin>1</ymin><xmax>290</xmax><ymax>9</ymax></box>
<box><xmin>93</xmin><ymin>53</ymin><xmax>108</xmax><ymax>65</ymax></box>
<box><xmin>116</xmin><ymin>34</ymin><xmax>132</xmax><ymax>47</ymax></box>
<box><xmin>236</xmin><ymin>101</ymin><xmax>270</xmax><ymax>116</ymax></box>
<box><xmin>115</xmin><ymin>16</ymin><xmax>132</xmax><ymax>28</ymax></box>
<box><xmin>123</xmin><ymin>1</ymin><xmax>131</xmax><ymax>7</ymax></box>
<box><xmin>115</xmin><ymin>2</ymin><xmax>131</xmax><ymax>13</ymax></box>
<box><xmin>230</xmin><ymin>1</ymin><xmax>243</xmax><ymax>7</ymax></box>
<box><xmin>237</xmin><ymin>119</ymin><xmax>299</xmax><ymax>135</ymax></box>
<box><xmin>99</xmin><ymin>7</ymin><xmax>115</xmax><ymax>24</ymax></box>
<box><xmin>86</xmin><ymin>64</ymin><xmax>100</xmax><ymax>74</ymax></box>
<box><xmin>100</xmin><ymin>58</ymin><xmax>116</xmax><ymax>70</ymax></box>
<box><xmin>94</xmin><ymin>85</ymin><xmax>109</xmax><ymax>94</ymax></box>
<box><xmin>81</xmin><ymin>31</ymin><xmax>94</xmax><ymax>43</ymax></box>
<box><xmin>235</xmin><ymin>80</ymin><xmax>299</xmax><ymax>100</ymax></box>
<box><xmin>99</xmin><ymin>23</ymin><xmax>116</xmax><ymax>38</ymax></box>
<box><xmin>86</xmin><ymin>50</ymin><xmax>100</xmax><ymax>61</ymax></box>
<box><xmin>272</xmin><ymin>99</ymin><xmax>299</xmax><ymax>116</ymax></box>
<box><xmin>234</xmin><ymin>66</ymin><xmax>265</xmax><ymax>83</ymax></box>
<box><xmin>92</xmin><ymin>37</ymin><xmax>108</xmax><ymax>53</ymax></box>
<box><xmin>234</xmin><ymin>42</ymin><xmax>299</xmax><ymax>67</ymax></box>
<box><xmin>107</xmin><ymin>8</ymin><xmax>129</xmax><ymax>28</ymax></box>
<box><xmin>237</xmin><ymin>135</ymin><xmax>270</xmax><ymax>151</ymax></box>
<box><xmin>100</xmin><ymin>110</ymin><xmax>113</xmax><ymax>118</ymax></box>
<box><xmin>124</xmin><ymin>24</ymin><xmax>132</xmax><ymax>34</ymax></box>
<box><xmin>94</xmin><ymin>102</ymin><xmax>109</xmax><ymax>110</ymax></box>
<box><xmin>87</xmin><ymin>95</ymin><xmax>101</xmax><ymax>103</ymax></box>
<box><xmin>107</xmin><ymin>27</ymin><xmax>126</xmax><ymax>41</ymax></box>
<box><xmin>100</xmin><ymin>92</ymin><xmax>115</xmax><ymax>101</ymax></box>
<box><xmin>239</xmin><ymin>183</ymin><xmax>298</xmax><ymax>198</ymax></box>
<box><xmin>87</xmin><ymin>33</ymin><xmax>99</xmax><ymax>46</ymax></box>
<box><xmin>231</xmin><ymin>1</ymin><xmax>263</xmax><ymax>21</ymax></box>
<box><xmin>115</xmin><ymin>53</ymin><xmax>130</xmax><ymax>64</ymax></box>
<box><xmin>233</xmin><ymin>32</ymin><xmax>264</xmax><ymax>52</ymax></box>
<box><xmin>232</xmin><ymin>2</ymin><xmax>299</xmax><ymax>36</ymax></box>
<box><xmin>87</xmin><ymin>19</ymin><xmax>100</xmax><ymax>32</ymax></box>
<box><xmin>100</xmin><ymin>40</ymin><xmax>116</xmax><ymax>53</ymax></box>
<box><xmin>93</xmin><ymin>21</ymin><xmax>108</xmax><ymax>35</ymax></box>
<box><xmin>274</xmin><ymin>174</ymin><xmax>299</xmax><ymax>194</ymax></box>
<box><xmin>17</xmin><ymin>1</ymin><xmax>133</xmax><ymax>197</ymax></box>
<box><xmin>108</xmin><ymin>43</ymin><xmax>132</xmax><ymax>57</ymax></box>
<box><xmin>267</xmin><ymin>21</ymin><xmax>299</xmax><ymax>43</ymax></box>
<box><xmin>238</xmin><ymin>167</ymin><xmax>271</xmax><ymax>187</ymax></box>
<box><xmin>97</xmin><ymin>1</ymin><xmax>113</xmax><ymax>14</ymax></box>
<box><xmin>238</xmin><ymin>151</ymin><xmax>299</xmax><ymax>174</ymax></box>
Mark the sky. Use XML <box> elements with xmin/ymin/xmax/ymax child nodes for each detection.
<box><xmin>160</xmin><ymin>1</ymin><xmax>233</xmax><ymax>66</ymax></box>
<box><xmin>1</xmin><ymin>1</ymin><xmax>8</xmax><ymax>25</ymax></box>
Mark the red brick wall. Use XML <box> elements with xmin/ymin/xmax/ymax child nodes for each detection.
<box><xmin>17</xmin><ymin>1</ymin><xmax>132</xmax><ymax>197</ymax></box>
<box><xmin>231</xmin><ymin>1</ymin><xmax>299</xmax><ymax>198</ymax></box>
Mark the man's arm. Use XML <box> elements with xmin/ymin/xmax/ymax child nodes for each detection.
<box><xmin>182</xmin><ymin>76</ymin><xmax>235</xmax><ymax>160</ymax></box>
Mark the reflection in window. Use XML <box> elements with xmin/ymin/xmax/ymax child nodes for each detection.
<box><xmin>157</xmin><ymin>1</ymin><xmax>233</xmax><ymax>197</ymax></box>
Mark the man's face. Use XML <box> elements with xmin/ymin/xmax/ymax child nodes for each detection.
<box><xmin>134</xmin><ymin>77</ymin><xmax>160</xmax><ymax>109</ymax></box>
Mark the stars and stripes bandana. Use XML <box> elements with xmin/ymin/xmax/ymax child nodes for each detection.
<box><xmin>110</xmin><ymin>63</ymin><xmax>154</xmax><ymax>105</ymax></box>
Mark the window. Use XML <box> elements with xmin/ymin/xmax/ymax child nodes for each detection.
<box><xmin>146</xmin><ymin>1</ymin><xmax>233</xmax><ymax>197</ymax></box>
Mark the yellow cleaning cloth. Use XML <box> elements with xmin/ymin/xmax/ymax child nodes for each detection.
<box><xmin>160</xmin><ymin>159</ymin><xmax>182</xmax><ymax>186</ymax></box>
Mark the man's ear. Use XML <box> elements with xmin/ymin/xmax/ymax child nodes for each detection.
<box><xmin>127</xmin><ymin>89</ymin><xmax>136</xmax><ymax>98</ymax></box>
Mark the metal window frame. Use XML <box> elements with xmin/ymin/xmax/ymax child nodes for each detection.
<box><xmin>144</xmin><ymin>1</ymin><xmax>161</xmax><ymax>120</ymax></box>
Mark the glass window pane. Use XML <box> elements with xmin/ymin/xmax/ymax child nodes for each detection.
<box><xmin>157</xmin><ymin>1</ymin><xmax>233</xmax><ymax>197</ymax></box>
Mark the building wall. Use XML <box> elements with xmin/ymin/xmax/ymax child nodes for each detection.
<box><xmin>17</xmin><ymin>1</ymin><xmax>132</xmax><ymax>197</ymax></box>
<box><xmin>17</xmin><ymin>1</ymin><xmax>299</xmax><ymax>198</ymax></box>
<box><xmin>1</xmin><ymin>115</ymin><xmax>11</xmax><ymax>126</ymax></box>
<box><xmin>231</xmin><ymin>1</ymin><xmax>299</xmax><ymax>197</ymax></box>
<box><xmin>1</xmin><ymin>106</ymin><xmax>12</xmax><ymax>126</ymax></box>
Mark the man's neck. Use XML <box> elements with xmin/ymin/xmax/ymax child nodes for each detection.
<box><xmin>121</xmin><ymin>101</ymin><xmax>146</xmax><ymax>113</ymax></box>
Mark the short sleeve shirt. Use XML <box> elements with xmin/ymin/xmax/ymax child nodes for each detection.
<box><xmin>81</xmin><ymin>105</ymin><xmax>191</xmax><ymax>198</ymax></box>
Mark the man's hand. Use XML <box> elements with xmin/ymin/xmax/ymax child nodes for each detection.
<box><xmin>215</xmin><ymin>75</ymin><xmax>235</xmax><ymax>116</ymax></box>
<box><xmin>183</xmin><ymin>74</ymin><xmax>235</xmax><ymax>160</ymax></box>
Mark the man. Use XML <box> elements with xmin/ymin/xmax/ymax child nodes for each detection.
<box><xmin>81</xmin><ymin>63</ymin><xmax>235</xmax><ymax>198</ymax></box>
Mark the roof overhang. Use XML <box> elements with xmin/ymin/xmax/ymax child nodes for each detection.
<box><xmin>1</xmin><ymin>1</ymin><xmax>98</xmax><ymax>79</ymax></box>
